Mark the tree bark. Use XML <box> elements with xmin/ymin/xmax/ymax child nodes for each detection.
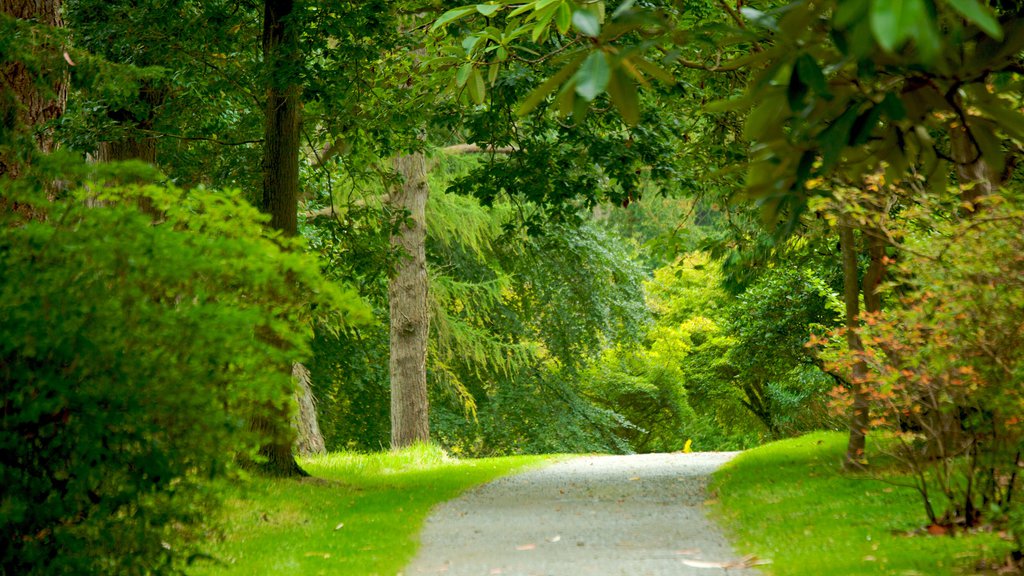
<box><xmin>292</xmin><ymin>363</ymin><xmax>326</xmax><ymax>456</ymax></box>
<box><xmin>0</xmin><ymin>0</ymin><xmax>65</xmax><ymax>178</ymax></box>
<box><xmin>261</xmin><ymin>0</ymin><xmax>301</xmax><ymax>237</ymax></box>
<box><xmin>253</xmin><ymin>0</ymin><xmax>307</xmax><ymax>477</ymax></box>
<box><xmin>389</xmin><ymin>151</ymin><xmax>431</xmax><ymax>449</ymax></box>
<box><xmin>840</xmin><ymin>222</ymin><xmax>870</xmax><ymax>470</ymax></box>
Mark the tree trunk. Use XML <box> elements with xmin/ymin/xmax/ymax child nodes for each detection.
<box><xmin>0</xmin><ymin>0</ymin><xmax>65</xmax><ymax>215</ymax></box>
<box><xmin>261</xmin><ymin>0</ymin><xmax>300</xmax><ymax>236</ymax></box>
<box><xmin>389</xmin><ymin>151</ymin><xmax>431</xmax><ymax>449</ymax></box>
<box><xmin>0</xmin><ymin>0</ymin><xmax>65</xmax><ymax>176</ymax></box>
<box><xmin>253</xmin><ymin>0</ymin><xmax>307</xmax><ymax>477</ymax></box>
<box><xmin>949</xmin><ymin>124</ymin><xmax>999</xmax><ymax>208</ymax></box>
<box><xmin>840</xmin><ymin>222</ymin><xmax>870</xmax><ymax>470</ymax></box>
<box><xmin>292</xmin><ymin>363</ymin><xmax>326</xmax><ymax>456</ymax></box>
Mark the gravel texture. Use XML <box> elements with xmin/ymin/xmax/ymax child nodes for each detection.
<box><xmin>401</xmin><ymin>452</ymin><xmax>762</xmax><ymax>576</ymax></box>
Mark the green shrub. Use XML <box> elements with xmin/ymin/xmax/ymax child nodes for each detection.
<box><xmin>0</xmin><ymin>182</ymin><xmax>364</xmax><ymax>574</ymax></box>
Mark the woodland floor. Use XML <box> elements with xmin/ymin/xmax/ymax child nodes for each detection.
<box><xmin>401</xmin><ymin>452</ymin><xmax>760</xmax><ymax>576</ymax></box>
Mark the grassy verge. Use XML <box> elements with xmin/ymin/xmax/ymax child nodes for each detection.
<box><xmin>710</xmin><ymin>431</ymin><xmax>1013</xmax><ymax>575</ymax></box>
<box><xmin>190</xmin><ymin>445</ymin><xmax>548</xmax><ymax>576</ymax></box>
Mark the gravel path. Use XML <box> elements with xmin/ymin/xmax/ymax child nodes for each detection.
<box><xmin>401</xmin><ymin>452</ymin><xmax>763</xmax><ymax>576</ymax></box>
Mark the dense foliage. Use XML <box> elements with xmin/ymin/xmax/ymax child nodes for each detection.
<box><xmin>0</xmin><ymin>177</ymin><xmax>364</xmax><ymax>574</ymax></box>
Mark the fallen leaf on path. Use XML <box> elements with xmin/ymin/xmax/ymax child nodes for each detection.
<box><xmin>681</xmin><ymin>554</ymin><xmax>771</xmax><ymax>569</ymax></box>
<box><xmin>547</xmin><ymin>535</ymin><xmax>561</xmax><ymax>543</ymax></box>
<box><xmin>629</xmin><ymin>476</ymin><xmax>641</xmax><ymax>481</ymax></box>
<box><xmin>515</xmin><ymin>544</ymin><xmax>536</xmax><ymax>551</ymax></box>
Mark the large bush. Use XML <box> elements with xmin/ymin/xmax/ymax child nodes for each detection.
<box><xmin>0</xmin><ymin>182</ymin><xmax>361</xmax><ymax>574</ymax></box>
<box><xmin>827</xmin><ymin>192</ymin><xmax>1024</xmax><ymax>532</ymax></box>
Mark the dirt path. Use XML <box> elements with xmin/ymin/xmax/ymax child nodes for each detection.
<box><xmin>401</xmin><ymin>452</ymin><xmax>763</xmax><ymax>576</ymax></box>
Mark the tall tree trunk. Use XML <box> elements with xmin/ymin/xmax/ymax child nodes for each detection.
<box><xmin>292</xmin><ymin>363</ymin><xmax>326</xmax><ymax>456</ymax></box>
<box><xmin>840</xmin><ymin>222</ymin><xmax>870</xmax><ymax>470</ymax></box>
<box><xmin>253</xmin><ymin>0</ymin><xmax>307</xmax><ymax>477</ymax></box>
<box><xmin>389</xmin><ymin>151</ymin><xmax>430</xmax><ymax>449</ymax></box>
<box><xmin>0</xmin><ymin>0</ymin><xmax>65</xmax><ymax>210</ymax></box>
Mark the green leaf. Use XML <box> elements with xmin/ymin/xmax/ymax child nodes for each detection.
<box><xmin>819</xmin><ymin>105</ymin><xmax>860</xmax><ymax>169</ymax></box>
<box><xmin>476</xmin><ymin>3</ymin><xmax>501</xmax><ymax>17</ymax></box>
<box><xmin>787</xmin><ymin>65</ymin><xmax>808</xmax><ymax>111</ymax></box>
<box><xmin>517</xmin><ymin>52</ymin><xmax>587</xmax><ymax>116</ymax></box>
<box><xmin>795</xmin><ymin>54</ymin><xmax>828</xmax><ymax>96</ymax></box>
<box><xmin>574</xmin><ymin>51</ymin><xmax>610</xmax><ymax>101</ymax></box>
<box><xmin>556</xmin><ymin>3</ymin><xmax>572</xmax><ymax>34</ymax></box>
<box><xmin>456</xmin><ymin>62</ymin><xmax>473</xmax><ymax>87</ymax></box>
<box><xmin>431</xmin><ymin>6</ymin><xmax>477</xmax><ymax>32</ymax></box>
<box><xmin>744</xmin><ymin>91</ymin><xmax>789</xmax><ymax>141</ymax></box>
<box><xmin>468</xmin><ymin>68</ymin><xmax>486</xmax><ymax>104</ymax></box>
<box><xmin>973</xmin><ymin>97</ymin><xmax>1024</xmax><ymax>142</ymax></box>
<box><xmin>612</xmin><ymin>0</ymin><xmax>637</xmax><ymax>19</ymax></box>
<box><xmin>945</xmin><ymin>0</ymin><xmax>1002</xmax><ymax>39</ymax></box>
<box><xmin>630</xmin><ymin>57</ymin><xmax>675</xmax><ymax>85</ymax></box>
<box><xmin>870</xmin><ymin>0</ymin><xmax>938</xmax><ymax>59</ymax></box>
<box><xmin>488</xmin><ymin>62</ymin><xmax>500</xmax><ymax>85</ymax></box>
<box><xmin>532</xmin><ymin>19</ymin><xmax>549</xmax><ymax>42</ymax></box>
<box><xmin>572</xmin><ymin>9</ymin><xmax>601</xmax><ymax>37</ymax></box>
<box><xmin>509</xmin><ymin>2</ymin><xmax>536</xmax><ymax>17</ymax></box>
<box><xmin>607</xmin><ymin>67</ymin><xmax>640</xmax><ymax>125</ymax></box>
<box><xmin>834</xmin><ymin>0</ymin><xmax>869</xmax><ymax>28</ymax></box>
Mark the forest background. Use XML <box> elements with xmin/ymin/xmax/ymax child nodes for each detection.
<box><xmin>2</xmin><ymin>0</ymin><xmax>1023</xmax><ymax>573</ymax></box>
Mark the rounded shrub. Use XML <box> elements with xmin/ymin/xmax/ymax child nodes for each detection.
<box><xmin>0</xmin><ymin>182</ymin><xmax>362</xmax><ymax>574</ymax></box>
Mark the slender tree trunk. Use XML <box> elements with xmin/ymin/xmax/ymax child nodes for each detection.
<box><xmin>292</xmin><ymin>363</ymin><xmax>326</xmax><ymax>456</ymax></box>
<box><xmin>253</xmin><ymin>0</ymin><xmax>307</xmax><ymax>477</ymax></box>
<box><xmin>389</xmin><ymin>151</ymin><xmax>431</xmax><ymax>449</ymax></box>
<box><xmin>840</xmin><ymin>222</ymin><xmax>870</xmax><ymax>470</ymax></box>
<box><xmin>949</xmin><ymin>124</ymin><xmax>998</xmax><ymax>208</ymax></box>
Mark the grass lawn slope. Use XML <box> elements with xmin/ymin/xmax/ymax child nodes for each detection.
<box><xmin>191</xmin><ymin>445</ymin><xmax>547</xmax><ymax>576</ymax></box>
<box><xmin>711</xmin><ymin>431</ymin><xmax>1013</xmax><ymax>575</ymax></box>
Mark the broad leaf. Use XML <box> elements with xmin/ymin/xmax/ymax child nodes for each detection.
<box><xmin>468</xmin><ymin>67</ymin><xmax>486</xmax><ymax>104</ymax></box>
<box><xmin>607</xmin><ymin>67</ymin><xmax>640</xmax><ymax>125</ymax></box>
<box><xmin>572</xmin><ymin>9</ymin><xmax>601</xmax><ymax>37</ymax></box>
<box><xmin>574</xmin><ymin>51</ymin><xmax>611</xmax><ymax>101</ymax></box>
<box><xmin>431</xmin><ymin>7</ymin><xmax>476</xmax><ymax>32</ymax></box>
<box><xmin>517</xmin><ymin>52</ymin><xmax>587</xmax><ymax>116</ymax></box>
<box><xmin>476</xmin><ymin>3</ymin><xmax>501</xmax><ymax>17</ymax></box>
<box><xmin>556</xmin><ymin>3</ymin><xmax>572</xmax><ymax>34</ymax></box>
<box><xmin>945</xmin><ymin>0</ymin><xmax>1002</xmax><ymax>39</ymax></box>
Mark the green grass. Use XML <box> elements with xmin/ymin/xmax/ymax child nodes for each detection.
<box><xmin>710</xmin><ymin>431</ymin><xmax>1013</xmax><ymax>575</ymax></box>
<box><xmin>190</xmin><ymin>445</ymin><xmax>549</xmax><ymax>576</ymax></box>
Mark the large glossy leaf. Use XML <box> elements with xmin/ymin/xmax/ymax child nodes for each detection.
<box><xmin>431</xmin><ymin>6</ymin><xmax>476</xmax><ymax>32</ymax></box>
<box><xmin>476</xmin><ymin>3</ymin><xmax>500</xmax><ymax>16</ymax></box>
<box><xmin>607</xmin><ymin>67</ymin><xmax>640</xmax><ymax>125</ymax></box>
<box><xmin>516</xmin><ymin>52</ymin><xmax>587</xmax><ymax>116</ymax></box>
<box><xmin>819</xmin><ymin>105</ymin><xmax>860</xmax><ymax>169</ymax></box>
<box><xmin>870</xmin><ymin>0</ymin><xmax>924</xmax><ymax>51</ymax></box>
<box><xmin>574</xmin><ymin>51</ymin><xmax>611</xmax><ymax>101</ymax></box>
<box><xmin>468</xmin><ymin>67</ymin><xmax>486</xmax><ymax>104</ymax></box>
<box><xmin>556</xmin><ymin>2</ymin><xmax>572</xmax><ymax>34</ymax></box>
<box><xmin>572</xmin><ymin>9</ymin><xmax>601</xmax><ymax>37</ymax></box>
<box><xmin>945</xmin><ymin>0</ymin><xmax>1002</xmax><ymax>39</ymax></box>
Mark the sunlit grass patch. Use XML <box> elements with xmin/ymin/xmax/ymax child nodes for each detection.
<box><xmin>191</xmin><ymin>444</ymin><xmax>548</xmax><ymax>576</ymax></box>
<box><xmin>711</xmin><ymin>432</ymin><xmax>1013</xmax><ymax>575</ymax></box>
